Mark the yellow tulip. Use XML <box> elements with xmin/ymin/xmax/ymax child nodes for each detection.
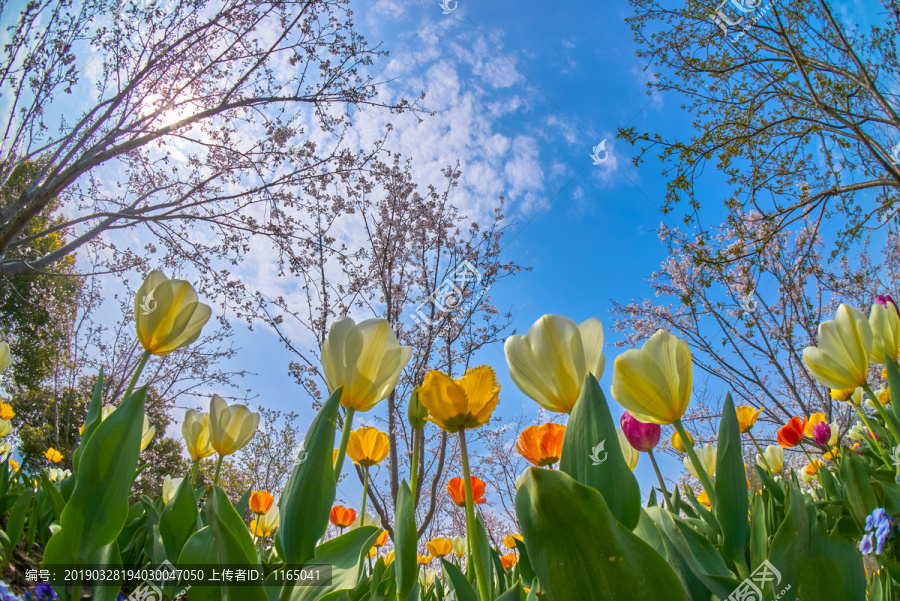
<box><xmin>803</xmin><ymin>413</ymin><xmax>827</xmax><ymax>437</ymax></box>
<box><xmin>0</xmin><ymin>340</ymin><xmax>10</xmax><ymax>372</ymax></box>
<box><xmin>346</xmin><ymin>426</ymin><xmax>390</xmax><ymax>467</ymax></box>
<box><xmin>44</xmin><ymin>447</ymin><xmax>63</xmax><ymax>463</ymax></box>
<box><xmin>384</xmin><ymin>550</ymin><xmax>395</xmax><ymax>566</ymax></box>
<box><xmin>321</xmin><ymin>317</ymin><xmax>412</xmax><ymax>412</ymax></box>
<box><xmin>755</xmin><ymin>445</ymin><xmax>784</xmax><ymax>474</ymax></box>
<box><xmin>209</xmin><ymin>394</ymin><xmax>259</xmax><ymax>456</ymax></box>
<box><xmin>452</xmin><ymin>535</ymin><xmax>467</xmax><ymax>558</ymax></box>
<box><xmin>0</xmin><ymin>402</ymin><xmax>14</xmax><ymax>421</ymax></box>
<box><xmin>504</xmin><ymin>315</ymin><xmax>606</xmax><ymax>413</ymax></box>
<box><xmin>183</xmin><ymin>410</ymin><xmax>215</xmax><ymax>460</ymax></box>
<box><xmin>250</xmin><ymin>506</ymin><xmax>280</xmax><ymax>537</ymax></box>
<box><xmin>734</xmin><ymin>406</ymin><xmax>762</xmax><ymax>433</ymax></box>
<box><xmin>426</xmin><ymin>537</ymin><xmax>452</xmax><ymax>557</ymax></box>
<box><xmin>0</xmin><ymin>420</ymin><xmax>12</xmax><ymax>438</ymax></box>
<box><xmin>417</xmin><ymin>554</ymin><xmax>433</xmax><ymax>565</ymax></box>
<box><xmin>610</xmin><ymin>329</ymin><xmax>692</xmax><ymax>425</ymax></box>
<box><xmin>697</xmin><ymin>490</ymin><xmax>711</xmax><ymax>509</ymax></box>
<box><xmin>418</xmin><ymin>366</ymin><xmax>500</xmax><ymax>433</ymax></box>
<box><xmin>802</xmin><ymin>304</ymin><xmax>871</xmax><ymax>390</ymax></box>
<box><xmin>9</xmin><ymin>459</ymin><xmax>18</xmax><ymax>473</ymax></box>
<box><xmin>870</xmin><ymin>301</ymin><xmax>900</xmax><ymax>364</ymax></box>
<box><xmin>684</xmin><ymin>443</ymin><xmax>716</xmax><ymax>480</ymax></box>
<box><xmin>162</xmin><ymin>475</ymin><xmax>183</xmax><ymax>505</ymax></box>
<box><xmin>616</xmin><ymin>427</ymin><xmax>639</xmax><ymax>471</ymax></box>
<box><xmin>502</xmin><ymin>534</ymin><xmax>523</xmax><ymax>549</ymax></box>
<box><xmin>671</xmin><ymin>430</ymin><xmax>693</xmax><ymax>453</ymax></box>
<box><xmin>0</xmin><ymin>442</ymin><xmax>11</xmax><ymax>457</ymax></box>
<box><xmin>799</xmin><ymin>460</ymin><xmax>823</xmax><ymax>484</ymax></box>
<box><xmin>134</xmin><ymin>270</ymin><xmax>212</xmax><ymax>356</ymax></box>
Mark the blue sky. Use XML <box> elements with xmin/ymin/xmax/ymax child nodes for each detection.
<box><xmin>210</xmin><ymin>0</ymin><xmax>709</xmax><ymax>504</ymax></box>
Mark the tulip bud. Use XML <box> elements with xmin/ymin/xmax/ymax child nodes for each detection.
<box><xmin>162</xmin><ymin>475</ymin><xmax>183</xmax><ymax>505</ymax></box>
<box><xmin>872</xmin><ymin>299</ymin><xmax>900</xmax><ymax>364</ymax></box>
<box><xmin>418</xmin><ymin>568</ymin><xmax>436</xmax><ymax>586</ymax></box>
<box><xmin>452</xmin><ymin>535</ymin><xmax>467</xmax><ymax>558</ymax></box>
<box><xmin>407</xmin><ymin>390</ymin><xmax>429</xmax><ymax>430</ymax></box>
<box><xmin>426</xmin><ymin>537</ymin><xmax>452</xmax><ymax>557</ymax></box>
<box><xmin>619</xmin><ymin>412</ymin><xmax>661</xmax><ymax>452</ymax></box>
<box><xmin>671</xmin><ymin>430</ymin><xmax>694</xmax><ymax>453</ymax></box>
<box><xmin>755</xmin><ymin>445</ymin><xmax>784</xmax><ymax>474</ymax></box>
<box><xmin>134</xmin><ymin>270</ymin><xmax>212</xmax><ymax>356</ymax></box>
<box><xmin>183</xmin><ymin>410</ymin><xmax>215</xmax><ymax>460</ymax></box>
<box><xmin>848</xmin><ymin>422</ymin><xmax>867</xmax><ymax>441</ymax></box>
<box><xmin>209</xmin><ymin>394</ymin><xmax>259</xmax><ymax>456</ymax></box>
<box><xmin>813</xmin><ymin>421</ymin><xmax>832</xmax><ymax>446</ymax></box>
<box><xmin>684</xmin><ymin>443</ymin><xmax>716</xmax><ymax>480</ymax></box>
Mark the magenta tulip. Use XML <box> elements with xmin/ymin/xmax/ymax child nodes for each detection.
<box><xmin>619</xmin><ymin>411</ymin><xmax>661</xmax><ymax>452</ymax></box>
<box><xmin>876</xmin><ymin>295</ymin><xmax>900</xmax><ymax>316</ymax></box>
<box><xmin>812</xmin><ymin>421</ymin><xmax>831</xmax><ymax>446</ymax></box>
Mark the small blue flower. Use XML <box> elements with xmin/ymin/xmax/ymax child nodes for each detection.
<box><xmin>867</xmin><ymin>508</ymin><xmax>887</xmax><ymax>531</ymax></box>
<box><xmin>860</xmin><ymin>532</ymin><xmax>875</xmax><ymax>555</ymax></box>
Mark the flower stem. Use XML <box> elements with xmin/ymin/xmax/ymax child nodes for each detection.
<box><xmin>673</xmin><ymin>419</ymin><xmax>717</xmax><ymax>509</ymax></box>
<box><xmin>748</xmin><ymin>432</ymin><xmax>772</xmax><ymax>474</ymax></box>
<box><xmin>360</xmin><ymin>465</ymin><xmax>369</xmax><ymax>527</ymax></box>
<box><xmin>459</xmin><ymin>430</ymin><xmax>490</xmax><ymax>601</ymax></box>
<box><xmin>855</xmin><ymin>407</ymin><xmax>894</xmax><ymax>469</ymax></box>
<box><xmin>647</xmin><ymin>449</ymin><xmax>672</xmax><ymax>511</ymax></box>
<box><xmin>410</xmin><ymin>427</ymin><xmax>421</xmax><ymax>496</ymax></box>
<box><xmin>333</xmin><ymin>407</ymin><xmax>356</xmax><ymax>478</ymax></box>
<box><xmin>189</xmin><ymin>457</ymin><xmax>200</xmax><ymax>485</ymax></box>
<box><xmin>213</xmin><ymin>454</ymin><xmax>223</xmax><ymax>486</ymax></box>
<box><xmin>122</xmin><ymin>349</ymin><xmax>151</xmax><ymax>401</ymax></box>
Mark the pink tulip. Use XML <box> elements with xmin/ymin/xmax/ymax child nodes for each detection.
<box><xmin>813</xmin><ymin>421</ymin><xmax>831</xmax><ymax>446</ymax></box>
<box><xmin>876</xmin><ymin>295</ymin><xmax>900</xmax><ymax>316</ymax></box>
<box><xmin>619</xmin><ymin>412</ymin><xmax>661</xmax><ymax>452</ymax></box>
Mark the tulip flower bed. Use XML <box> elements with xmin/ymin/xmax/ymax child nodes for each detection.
<box><xmin>2</xmin><ymin>272</ymin><xmax>900</xmax><ymax>600</ymax></box>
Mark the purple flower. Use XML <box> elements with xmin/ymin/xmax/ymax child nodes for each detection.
<box><xmin>860</xmin><ymin>533</ymin><xmax>874</xmax><ymax>555</ymax></box>
<box><xmin>619</xmin><ymin>412</ymin><xmax>661</xmax><ymax>452</ymax></box>
<box><xmin>812</xmin><ymin>421</ymin><xmax>832</xmax><ymax>446</ymax></box>
<box><xmin>867</xmin><ymin>508</ymin><xmax>887</xmax><ymax>531</ymax></box>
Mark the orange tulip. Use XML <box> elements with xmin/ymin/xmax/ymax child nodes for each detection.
<box><xmin>777</xmin><ymin>417</ymin><xmax>807</xmax><ymax>448</ymax></box>
<box><xmin>447</xmin><ymin>476</ymin><xmax>486</xmax><ymax>507</ymax></box>
<box><xmin>500</xmin><ymin>553</ymin><xmax>518</xmax><ymax>569</ymax></box>
<box><xmin>516</xmin><ymin>423</ymin><xmax>566</xmax><ymax>467</ymax></box>
<box><xmin>329</xmin><ymin>505</ymin><xmax>357</xmax><ymax>528</ymax></box>
<box><xmin>249</xmin><ymin>490</ymin><xmax>274</xmax><ymax>515</ymax></box>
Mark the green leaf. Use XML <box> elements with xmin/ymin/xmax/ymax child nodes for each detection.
<box><xmin>714</xmin><ymin>394</ymin><xmax>749</xmax><ymax>567</ymax></box>
<box><xmin>496</xmin><ymin>582</ymin><xmax>524</xmax><ymax>601</ymax></box>
<box><xmin>799</xmin><ymin>527</ymin><xmax>865</xmax><ymax>601</ymax></box>
<box><xmin>516</xmin><ymin>467</ymin><xmax>687</xmax><ymax>601</ymax></box>
<box><xmin>474</xmin><ymin>511</ymin><xmax>496</xmax><ymax>598</ymax></box>
<box><xmin>440</xmin><ymin>559</ymin><xmax>478</xmax><ymax>601</ymax></box>
<box><xmin>41</xmin><ymin>474</ymin><xmax>65</xmax><ymax>521</ymax></box>
<box><xmin>634</xmin><ymin>510</ymin><xmax>711</xmax><ymax>601</ymax></box>
<box><xmin>749</xmin><ymin>493</ymin><xmax>768</xmax><ymax>569</ymax></box>
<box><xmin>394</xmin><ymin>480</ymin><xmax>417</xmax><ymax>600</ymax></box>
<box><xmin>513</xmin><ymin>539</ymin><xmax>535</xmax><ymax>584</ymax></box>
<box><xmin>766</xmin><ymin>482</ymin><xmax>809</xmax><ymax>601</ymax></box>
<box><xmin>559</xmin><ymin>375</ymin><xmax>642</xmax><ymax>529</ymax></box>
<box><xmin>839</xmin><ymin>448</ymin><xmax>877</xmax><ymax>526</ymax></box>
<box><xmin>886</xmin><ymin>357</ymin><xmax>900</xmax><ymax>426</ymax></box>
<box><xmin>73</xmin><ymin>369</ymin><xmax>105</xmax><ymax>472</ymax></box>
<box><xmin>43</xmin><ymin>386</ymin><xmax>146</xmax><ymax>565</ymax></box>
<box><xmin>2</xmin><ymin>488</ymin><xmax>33</xmax><ymax>560</ymax></box>
<box><xmin>275</xmin><ymin>387</ymin><xmax>341</xmax><ymax>565</ymax></box>
<box><xmin>288</xmin><ymin>526</ymin><xmax>379</xmax><ymax>601</ymax></box>
<box><xmin>159</xmin><ymin>475</ymin><xmax>199</xmax><ymax>563</ymax></box>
